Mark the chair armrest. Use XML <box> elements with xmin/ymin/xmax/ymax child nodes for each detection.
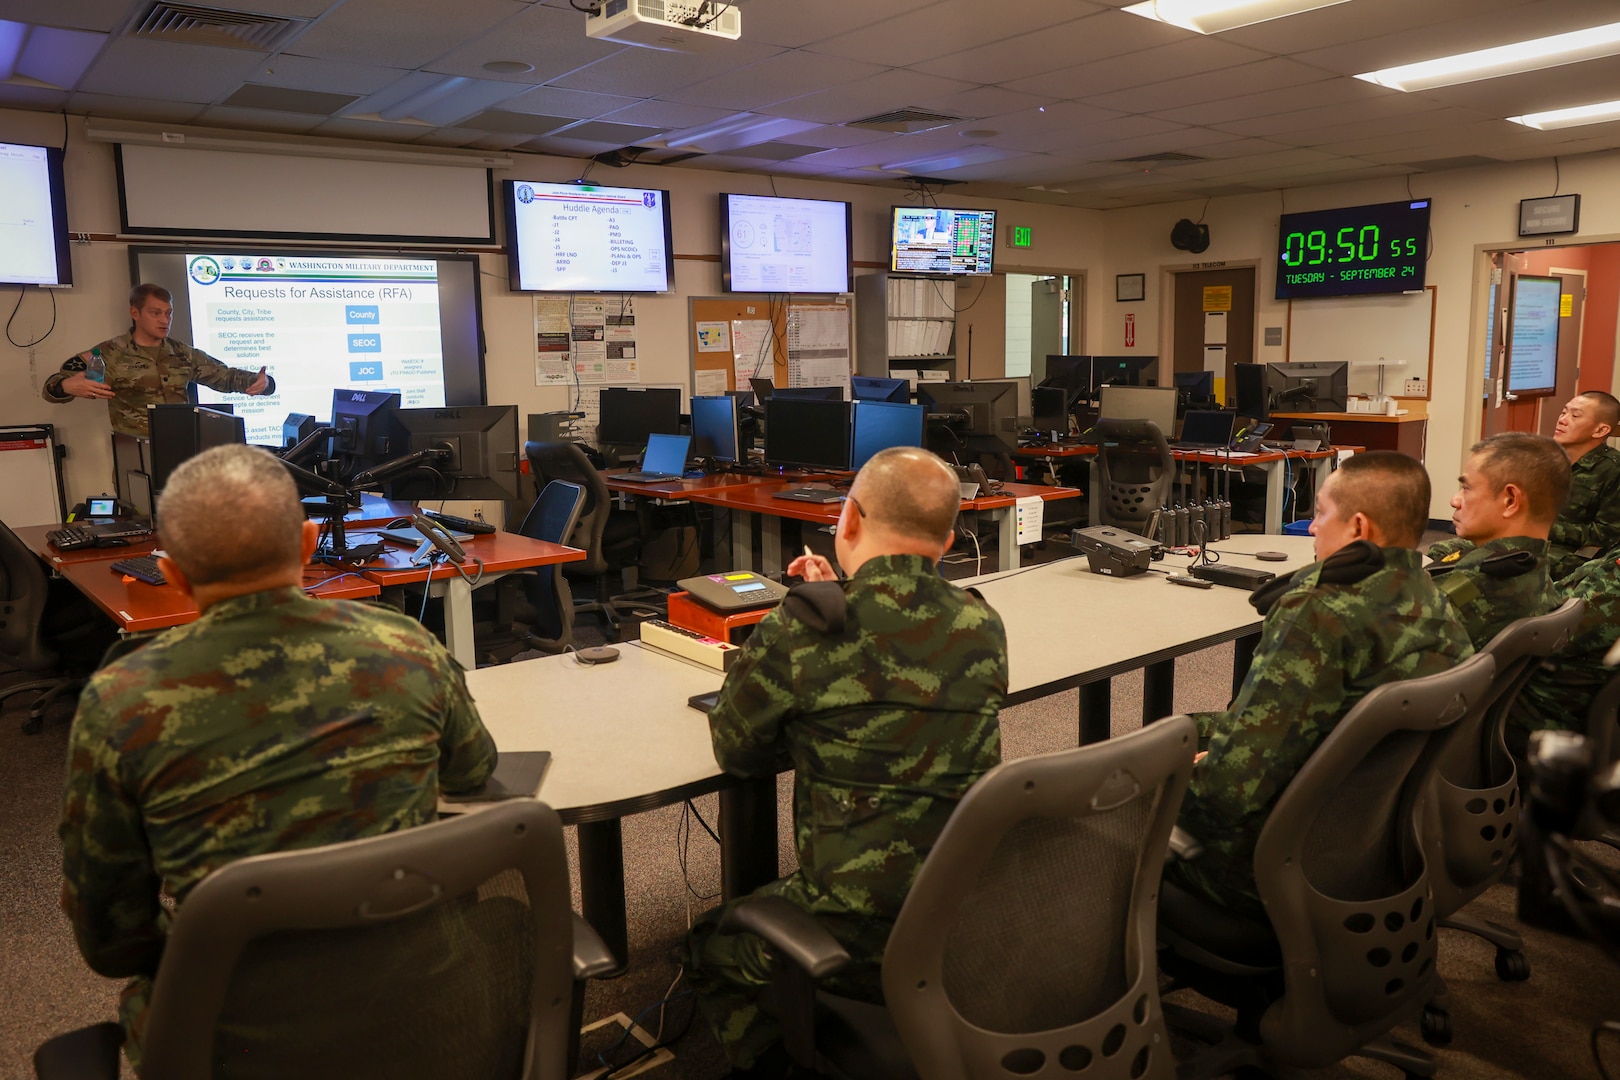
<box><xmin>1169</xmin><ymin>826</ymin><xmax>1205</xmax><ymax>863</ymax></box>
<box><xmin>572</xmin><ymin>913</ymin><xmax>618</xmax><ymax>980</ymax></box>
<box><xmin>720</xmin><ymin>896</ymin><xmax>851</xmax><ymax>980</ymax></box>
<box><xmin>33</xmin><ymin>1022</ymin><xmax>123</xmax><ymax>1080</ymax></box>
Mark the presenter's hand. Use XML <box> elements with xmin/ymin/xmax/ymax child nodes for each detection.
<box><xmin>788</xmin><ymin>554</ymin><xmax>836</xmax><ymax>581</ymax></box>
<box><xmin>246</xmin><ymin>366</ymin><xmax>270</xmax><ymax>395</ymax></box>
<box><xmin>1193</xmin><ymin>751</ymin><xmax>1208</xmax><ymax>765</ymax></box>
<box><xmin>61</xmin><ymin>372</ymin><xmax>117</xmax><ymax>399</ymax></box>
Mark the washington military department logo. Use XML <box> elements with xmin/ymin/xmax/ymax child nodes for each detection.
<box><xmin>187</xmin><ymin>256</ymin><xmax>221</xmax><ymax>285</ymax></box>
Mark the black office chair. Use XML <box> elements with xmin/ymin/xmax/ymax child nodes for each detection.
<box><xmin>502</xmin><ymin>479</ymin><xmax>587</xmax><ymax>654</ymax></box>
<box><xmin>0</xmin><ymin>518</ymin><xmax>117</xmax><ymax>735</ymax></box>
<box><xmin>720</xmin><ymin>715</ymin><xmax>1196</xmax><ymax>1080</ymax></box>
<box><xmin>1160</xmin><ymin>653</ymin><xmax>1498</xmax><ymax>1080</ymax></box>
<box><xmin>524</xmin><ymin>441</ymin><xmax>665</xmax><ymax>641</ymax></box>
<box><xmin>1094</xmin><ymin>419</ymin><xmax>1174</xmax><ymax>535</ymax></box>
<box><xmin>1581</xmin><ymin>667</ymin><xmax>1620</xmax><ymax>849</ymax></box>
<box><xmin>33</xmin><ymin>799</ymin><xmax>617</xmax><ymax>1080</ymax></box>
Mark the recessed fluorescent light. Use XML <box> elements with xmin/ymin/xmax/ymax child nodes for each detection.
<box><xmin>1509</xmin><ymin>98</ymin><xmax>1620</xmax><ymax>131</ymax></box>
<box><xmin>1357</xmin><ymin>21</ymin><xmax>1620</xmax><ymax>92</ymax></box>
<box><xmin>1122</xmin><ymin>0</ymin><xmax>1349</xmax><ymax>35</ymax></box>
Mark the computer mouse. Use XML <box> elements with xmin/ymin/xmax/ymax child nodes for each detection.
<box><xmin>1255</xmin><ymin>551</ymin><xmax>1289</xmax><ymax>562</ymax></box>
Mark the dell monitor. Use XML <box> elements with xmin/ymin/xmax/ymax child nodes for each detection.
<box><xmin>1032</xmin><ymin>386</ymin><xmax>1070</xmax><ymax>436</ymax></box>
<box><xmin>1266</xmin><ymin>361</ymin><xmax>1349</xmax><ymax>413</ymax></box>
<box><xmin>850</xmin><ymin>401</ymin><xmax>926</xmax><ymax>470</ymax></box>
<box><xmin>690</xmin><ymin>394</ymin><xmax>741</xmax><ymax>463</ymax></box>
<box><xmin>917</xmin><ymin>381</ymin><xmax>1019</xmax><ymax>453</ymax></box>
<box><xmin>282</xmin><ymin>412</ymin><xmax>319</xmax><ymax>449</ymax></box>
<box><xmin>146</xmin><ymin>403</ymin><xmax>248</xmax><ymax>515</ymax></box>
<box><xmin>850</xmin><ymin>375</ymin><xmax>910</xmax><ymax>403</ymax></box>
<box><xmin>771</xmin><ymin>385</ymin><xmax>844</xmax><ymax>401</ymax></box>
<box><xmin>1233</xmin><ymin>363</ymin><xmax>1270</xmax><ymax>421</ymax></box>
<box><xmin>1040</xmin><ymin>355</ymin><xmax>1092</xmax><ymax>398</ymax></box>
<box><xmin>1092</xmin><ymin>356</ymin><xmax>1156</xmax><ymax>388</ymax></box>
<box><xmin>1099</xmin><ymin>385</ymin><xmax>1177</xmax><ymax>440</ymax></box>
<box><xmin>1174</xmin><ymin>370</ymin><xmax>1215</xmax><ymax>402</ymax></box>
<box><xmin>329</xmin><ymin>389</ymin><xmax>405</xmax><ymax>481</ymax></box>
<box><xmin>367</xmin><ymin>405</ymin><xmax>520</xmax><ymax>501</ymax></box>
<box><xmin>764</xmin><ymin>398</ymin><xmax>852</xmax><ymax>471</ymax></box>
<box><xmin>597</xmin><ymin>386</ymin><xmax>681</xmax><ymax>448</ymax></box>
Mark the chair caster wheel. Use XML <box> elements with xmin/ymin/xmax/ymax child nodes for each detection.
<box><xmin>21</xmin><ymin>715</ymin><xmax>44</xmax><ymax>736</ymax></box>
<box><xmin>1495</xmin><ymin>948</ymin><xmax>1530</xmax><ymax>982</ymax></box>
<box><xmin>1421</xmin><ymin>1005</ymin><xmax>1452</xmax><ymax>1047</ymax></box>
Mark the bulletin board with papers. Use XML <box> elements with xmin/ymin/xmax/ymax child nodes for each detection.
<box><xmin>689</xmin><ymin>296</ymin><xmax>851</xmax><ymax>397</ymax></box>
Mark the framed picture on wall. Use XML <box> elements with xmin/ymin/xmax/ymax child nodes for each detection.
<box><xmin>1116</xmin><ymin>273</ymin><xmax>1145</xmax><ymax>302</ymax></box>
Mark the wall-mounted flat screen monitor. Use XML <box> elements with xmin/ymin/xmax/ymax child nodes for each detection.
<box><xmin>1276</xmin><ymin>199</ymin><xmax>1430</xmax><ymax>300</ymax></box>
<box><xmin>1505</xmin><ymin>274</ymin><xmax>1562</xmax><ymax>397</ymax></box>
<box><xmin>131</xmin><ymin>247</ymin><xmax>486</xmax><ymax>447</ymax></box>
<box><xmin>504</xmin><ymin>180</ymin><xmax>674</xmax><ymax>293</ymax></box>
<box><xmin>721</xmin><ymin>193</ymin><xmax>852</xmax><ymax>294</ymax></box>
<box><xmin>889</xmin><ymin>206</ymin><xmax>996</xmax><ymax>277</ymax></box>
<box><xmin>0</xmin><ymin>142</ymin><xmax>71</xmax><ymax>286</ymax></box>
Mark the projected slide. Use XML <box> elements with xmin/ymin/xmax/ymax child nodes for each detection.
<box><xmin>187</xmin><ymin>254</ymin><xmax>445</xmax><ymax>444</ymax></box>
<box><xmin>725</xmin><ymin>194</ymin><xmax>850</xmax><ymax>293</ymax></box>
<box><xmin>0</xmin><ymin>143</ymin><xmax>69</xmax><ymax>286</ymax></box>
<box><xmin>507</xmin><ymin>181</ymin><xmax>672</xmax><ymax>292</ymax></box>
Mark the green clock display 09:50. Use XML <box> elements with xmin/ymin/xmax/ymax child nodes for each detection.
<box><xmin>1282</xmin><ymin>226</ymin><xmax>1418</xmax><ymax>266</ymax></box>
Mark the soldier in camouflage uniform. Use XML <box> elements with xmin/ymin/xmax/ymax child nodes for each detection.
<box><xmin>684</xmin><ymin>447</ymin><xmax>1007</xmax><ymax>1074</ymax></box>
<box><xmin>1508</xmin><ymin>547</ymin><xmax>1620</xmax><ymax>756</ymax></box>
<box><xmin>1548</xmin><ymin>391</ymin><xmax>1620</xmax><ymax>579</ymax></box>
<box><xmin>58</xmin><ymin>444</ymin><xmax>495</xmax><ymax>1073</ymax></box>
<box><xmin>1426</xmin><ymin>432</ymin><xmax>1565</xmax><ymax>648</ymax></box>
<box><xmin>41</xmin><ymin>283</ymin><xmax>274</xmax><ymax>437</ymax></box>
<box><xmin>1169</xmin><ymin>452</ymin><xmax>1474</xmax><ymax>918</ymax></box>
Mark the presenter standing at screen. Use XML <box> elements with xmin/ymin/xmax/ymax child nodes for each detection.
<box><xmin>41</xmin><ymin>283</ymin><xmax>273</xmax><ymax>437</ymax></box>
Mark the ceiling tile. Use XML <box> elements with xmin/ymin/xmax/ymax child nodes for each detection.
<box><xmin>1210</xmin><ymin>96</ymin><xmax>1450</xmax><ymax>138</ymax></box>
<box><xmin>0</xmin><ymin>83</ymin><xmax>69</xmax><ymax>110</ymax></box>
<box><xmin>663</xmin><ymin>50</ymin><xmax>884</xmax><ymax>111</ymax></box>
<box><xmin>757</xmin><ymin>68</ymin><xmax>977</xmax><ymax>124</ymax></box>
<box><xmin>911</xmin><ymin>9</ymin><xmax>1186</xmax><ymax>84</ymax></box>
<box><xmin>549</xmin><ymin>119</ymin><xmax>664</xmax><ymax>145</ymax></box>
<box><xmin>728</xmin><ymin>0</ymin><xmax>938</xmax><ymax>49</ymax></box>
<box><xmin>424</xmin><ymin>4</ymin><xmax>622</xmax><ymax>85</ymax></box>
<box><xmin>776</xmin><ymin>124</ymin><xmax>895</xmax><ymax>149</ymax></box>
<box><xmin>908</xmin><ymin>86</ymin><xmax>1057</xmax><ymax>122</ymax></box>
<box><xmin>497</xmin><ymin>85</ymin><xmax>639</xmax><ymax>120</ymax></box>
<box><xmin>598</xmin><ymin>99</ymin><xmax>735</xmax><ymax>129</ymax></box>
<box><xmin>548</xmin><ymin>40</ymin><xmax>784</xmax><ymax>98</ymax></box>
<box><xmin>1213</xmin><ymin>0</ymin><xmax>1528</xmax><ymax>56</ymax></box>
<box><xmin>193</xmin><ymin>104</ymin><xmax>327</xmax><ymax>133</ymax></box>
<box><xmin>0</xmin><ymin>0</ymin><xmax>130</xmax><ymax>33</ymax></box>
<box><xmin>14</xmin><ymin>24</ymin><xmax>106</xmax><ymax>90</ymax></box>
<box><xmin>291</xmin><ymin>0</ymin><xmax>530</xmax><ymax>68</ymax></box>
<box><xmin>254</xmin><ymin>54</ymin><xmax>408</xmax><ymax>96</ymax></box>
<box><xmin>463</xmin><ymin>109</ymin><xmax>578</xmax><ymax>135</ymax></box>
<box><xmin>1080</xmin><ymin>59</ymin><xmax>1335</xmax><ymax>115</ymax></box>
<box><xmin>1152</xmin><ymin>77</ymin><xmax>1393</xmax><ymax>127</ymax></box>
<box><xmin>517</xmin><ymin>133</ymin><xmax>622</xmax><ymax>158</ymax></box>
<box><xmin>1173</xmin><ymin>137</ymin><xmax>1295</xmax><ymax>160</ymax></box>
<box><xmin>222</xmin><ymin>84</ymin><xmax>356</xmax><ymax>115</ymax></box>
<box><xmin>194</xmin><ymin>0</ymin><xmax>338</xmax><ymax>14</ymax></box>
<box><xmin>805</xmin><ymin>0</ymin><xmax>1090</xmax><ymax>68</ymax></box>
<box><xmin>1004</xmin><ymin>37</ymin><xmax>1271</xmax><ymax>100</ymax></box>
<box><xmin>1413</xmin><ymin>54</ymin><xmax>1620</xmax><ymax>118</ymax></box>
<box><xmin>76</xmin><ymin>38</ymin><xmax>264</xmax><ymax>102</ymax></box>
<box><xmin>67</xmin><ymin>91</ymin><xmax>205</xmax><ymax>123</ymax></box>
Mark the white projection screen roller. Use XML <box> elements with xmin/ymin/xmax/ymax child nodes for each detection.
<box><xmin>116</xmin><ymin>144</ymin><xmax>495</xmax><ymax>243</ymax></box>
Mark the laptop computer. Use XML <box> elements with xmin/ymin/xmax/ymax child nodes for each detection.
<box><xmin>1172</xmin><ymin>410</ymin><xmax>1238</xmax><ymax>450</ymax></box>
<box><xmin>616</xmin><ymin>433</ymin><xmax>691</xmax><ymax>483</ymax></box>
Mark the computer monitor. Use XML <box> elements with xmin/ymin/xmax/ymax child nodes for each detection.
<box><xmin>374</xmin><ymin>405</ymin><xmax>520</xmax><ymax>501</ymax></box>
<box><xmin>749</xmin><ymin>377</ymin><xmax>775</xmax><ymax>401</ymax></box>
<box><xmin>916</xmin><ymin>381</ymin><xmax>1019</xmax><ymax>453</ymax></box>
<box><xmin>975</xmin><ymin>376</ymin><xmax>1031</xmax><ymax>417</ymax></box>
<box><xmin>690</xmin><ymin>394</ymin><xmax>740</xmax><ymax>463</ymax></box>
<box><xmin>1266</xmin><ymin>361</ymin><xmax>1349</xmax><ymax>413</ymax></box>
<box><xmin>1176</xmin><ymin>410</ymin><xmax>1238</xmax><ymax>448</ymax></box>
<box><xmin>329</xmin><ymin>389</ymin><xmax>405</xmax><ymax>480</ymax></box>
<box><xmin>1031</xmin><ymin>386</ymin><xmax>1069</xmax><ymax>435</ymax></box>
<box><xmin>1092</xmin><ymin>356</ymin><xmax>1157</xmax><ymax>388</ymax></box>
<box><xmin>147</xmin><ymin>403</ymin><xmax>248</xmax><ymax>509</ymax></box>
<box><xmin>771</xmin><ymin>385</ymin><xmax>844</xmax><ymax>401</ymax></box>
<box><xmin>597</xmin><ymin>386</ymin><xmax>681</xmax><ymax>447</ymax></box>
<box><xmin>850</xmin><ymin>375</ymin><xmax>910</xmax><ymax>403</ymax></box>
<box><xmin>1233</xmin><ymin>363</ymin><xmax>1270</xmax><ymax>421</ymax></box>
<box><xmin>764</xmin><ymin>398</ymin><xmax>852</xmax><ymax>470</ymax></box>
<box><xmin>850</xmin><ymin>401</ymin><xmax>925</xmax><ymax>470</ymax></box>
<box><xmin>1039</xmin><ymin>355</ymin><xmax>1092</xmax><ymax>399</ymax></box>
<box><xmin>1099</xmin><ymin>385</ymin><xmax>1177</xmax><ymax>439</ymax></box>
<box><xmin>1174</xmin><ymin>371</ymin><xmax>1214</xmax><ymax>400</ymax></box>
<box><xmin>282</xmin><ymin>412</ymin><xmax>319</xmax><ymax>449</ymax></box>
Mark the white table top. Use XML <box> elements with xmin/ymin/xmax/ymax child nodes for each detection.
<box><xmin>463</xmin><ymin>642</ymin><xmax>726</xmax><ymax>824</ymax></box>
<box><xmin>961</xmin><ymin>533</ymin><xmax>1319</xmax><ymax>702</ymax></box>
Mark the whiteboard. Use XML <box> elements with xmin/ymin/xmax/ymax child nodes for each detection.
<box><xmin>0</xmin><ymin>427</ymin><xmax>63</xmax><ymax>526</ymax></box>
<box><xmin>117</xmin><ymin>144</ymin><xmax>494</xmax><ymax>243</ymax></box>
<box><xmin>1287</xmin><ymin>286</ymin><xmax>1434</xmax><ymax>397</ymax></box>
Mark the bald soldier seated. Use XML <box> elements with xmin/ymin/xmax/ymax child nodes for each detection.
<box><xmin>58</xmin><ymin>444</ymin><xmax>497</xmax><ymax>1075</ymax></box>
<box><xmin>1549</xmin><ymin>390</ymin><xmax>1620</xmax><ymax>579</ymax></box>
<box><xmin>1166</xmin><ymin>451</ymin><xmax>1474</xmax><ymax>918</ymax></box>
<box><xmin>683</xmin><ymin>447</ymin><xmax>1009</xmax><ymax>1078</ymax></box>
<box><xmin>1426</xmin><ymin>432</ymin><xmax>1566</xmax><ymax>648</ymax></box>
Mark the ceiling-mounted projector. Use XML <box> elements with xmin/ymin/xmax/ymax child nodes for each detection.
<box><xmin>586</xmin><ymin>0</ymin><xmax>741</xmax><ymax>50</ymax></box>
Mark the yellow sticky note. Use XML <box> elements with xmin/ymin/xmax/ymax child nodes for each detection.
<box><xmin>1561</xmin><ymin>293</ymin><xmax>1574</xmax><ymax>317</ymax></box>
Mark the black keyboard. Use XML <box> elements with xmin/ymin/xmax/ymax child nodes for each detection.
<box><xmin>47</xmin><ymin>525</ymin><xmax>97</xmax><ymax>550</ymax></box>
<box><xmin>110</xmin><ymin>555</ymin><xmax>166</xmax><ymax>585</ymax></box>
<box><xmin>422</xmin><ymin>509</ymin><xmax>496</xmax><ymax>535</ymax></box>
<box><xmin>47</xmin><ymin>522</ymin><xmax>152</xmax><ymax>550</ymax></box>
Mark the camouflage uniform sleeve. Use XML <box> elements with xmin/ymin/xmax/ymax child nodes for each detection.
<box><xmin>179</xmin><ymin>342</ymin><xmax>269</xmax><ymax>395</ymax></box>
<box><xmin>708</xmin><ymin>608</ymin><xmax>797</xmax><ymax>778</ymax></box>
<box><xmin>432</xmin><ymin>650</ymin><xmax>498</xmax><ymax>794</ymax></box>
<box><xmin>1550</xmin><ymin>452</ymin><xmax>1620</xmax><ymax>555</ymax></box>
<box><xmin>58</xmin><ymin>682</ymin><xmax>167</xmax><ymax>979</ymax></box>
<box><xmin>41</xmin><ymin>344</ymin><xmax>104</xmax><ymax>402</ymax></box>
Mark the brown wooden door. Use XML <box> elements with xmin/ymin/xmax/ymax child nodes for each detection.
<box><xmin>1173</xmin><ymin>267</ymin><xmax>1254</xmax><ymax>398</ymax></box>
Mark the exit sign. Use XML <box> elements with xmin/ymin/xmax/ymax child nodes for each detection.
<box><xmin>1010</xmin><ymin>225</ymin><xmax>1033</xmax><ymax>248</ymax></box>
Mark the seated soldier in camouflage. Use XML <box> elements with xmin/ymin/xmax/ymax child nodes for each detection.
<box><xmin>1507</xmin><ymin>547</ymin><xmax>1620</xmax><ymax>759</ymax></box>
<box><xmin>684</xmin><ymin>446</ymin><xmax>1008</xmax><ymax>1077</ymax></box>
<box><xmin>58</xmin><ymin>444</ymin><xmax>496</xmax><ymax>1074</ymax></box>
<box><xmin>1549</xmin><ymin>390</ymin><xmax>1620</xmax><ymax>579</ymax></box>
<box><xmin>1167</xmin><ymin>451</ymin><xmax>1474</xmax><ymax>918</ymax></box>
<box><xmin>1425</xmin><ymin>432</ymin><xmax>1566</xmax><ymax>648</ymax></box>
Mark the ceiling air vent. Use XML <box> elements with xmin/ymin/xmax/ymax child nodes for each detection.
<box><xmin>133</xmin><ymin>2</ymin><xmax>308</xmax><ymax>51</ymax></box>
<box><xmin>847</xmin><ymin>108</ymin><xmax>966</xmax><ymax>135</ymax></box>
<box><xmin>1114</xmin><ymin>152</ymin><xmax>1205</xmax><ymax>165</ymax></box>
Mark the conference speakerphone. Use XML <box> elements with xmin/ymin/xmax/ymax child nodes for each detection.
<box><xmin>677</xmin><ymin>571</ymin><xmax>789</xmax><ymax>613</ymax></box>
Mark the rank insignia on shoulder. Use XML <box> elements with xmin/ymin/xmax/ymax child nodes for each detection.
<box><xmin>1439</xmin><ymin>550</ymin><xmax>1463</xmax><ymax>563</ymax></box>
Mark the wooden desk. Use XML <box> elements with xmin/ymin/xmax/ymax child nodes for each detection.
<box><xmin>684</xmin><ymin>480</ymin><xmax>1081</xmax><ymax>574</ymax></box>
<box><xmin>463</xmin><ymin>642</ymin><xmax>772</xmax><ymax>972</ymax></box>
<box><xmin>15</xmin><ymin>523</ymin><xmax>159</xmax><ymax>568</ymax></box>
<box><xmin>355</xmin><ymin>530</ymin><xmax>586</xmax><ymax>669</ymax></box>
<box><xmin>962</xmin><ymin>533</ymin><xmax>1319</xmax><ymax>742</ymax></box>
<box><xmin>601</xmin><ymin>470</ymin><xmax>797</xmax><ymax>500</ymax></box>
<box><xmin>1272</xmin><ymin>410</ymin><xmax>1426</xmax><ymax>458</ymax></box>
<box><xmin>58</xmin><ymin>560</ymin><xmax>380</xmax><ymax>634</ymax></box>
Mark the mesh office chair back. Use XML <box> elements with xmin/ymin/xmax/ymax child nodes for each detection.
<box><xmin>881</xmin><ymin>716</ymin><xmax>1194</xmax><ymax>1080</ymax></box>
<box><xmin>517</xmin><ymin>480</ymin><xmax>586</xmax><ymax>646</ymax></box>
<box><xmin>137</xmin><ymin>800</ymin><xmax>576</xmax><ymax>1080</ymax></box>
<box><xmin>1094</xmin><ymin>419</ymin><xmax>1174</xmax><ymax>535</ymax></box>
<box><xmin>0</xmin><ymin>517</ymin><xmax>56</xmax><ymax>671</ymax></box>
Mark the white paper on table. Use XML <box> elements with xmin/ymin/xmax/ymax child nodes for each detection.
<box><xmin>694</xmin><ymin>368</ymin><xmax>729</xmax><ymax>396</ymax></box>
<box><xmin>1203</xmin><ymin>346</ymin><xmax>1227</xmax><ymax>373</ymax></box>
<box><xmin>1203</xmin><ymin>311</ymin><xmax>1228</xmax><ymax>345</ymax></box>
<box><xmin>1015</xmin><ymin>496</ymin><xmax>1044</xmax><ymax>545</ymax></box>
<box><xmin>695</xmin><ymin>321</ymin><xmax>731</xmax><ymax>352</ymax></box>
<box><xmin>732</xmin><ymin>320</ymin><xmax>773</xmax><ymax>383</ymax></box>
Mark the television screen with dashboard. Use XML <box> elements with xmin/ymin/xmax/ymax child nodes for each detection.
<box><xmin>721</xmin><ymin>193</ymin><xmax>852</xmax><ymax>294</ymax></box>
<box><xmin>888</xmin><ymin>206</ymin><xmax>996</xmax><ymax>277</ymax></box>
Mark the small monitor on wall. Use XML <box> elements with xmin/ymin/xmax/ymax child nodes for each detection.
<box><xmin>504</xmin><ymin>180</ymin><xmax>675</xmax><ymax>293</ymax></box>
<box><xmin>0</xmin><ymin>141</ymin><xmax>71</xmax><ymax>287</ymax></box>
<box><xmin>888</xmin><ymin>206</ymin><xmax>996</xmax><ymax>277</ymax></box>
<box><xmin>720</xmin><ymin>193</ymin><xmax>852</xmax><ymax>294</ymax></box>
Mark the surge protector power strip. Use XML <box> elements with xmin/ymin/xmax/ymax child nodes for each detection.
<box><xmin>638</xmin><ymin>619</ymin><xmax>740</xmax><ymax>672</ymax></box>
